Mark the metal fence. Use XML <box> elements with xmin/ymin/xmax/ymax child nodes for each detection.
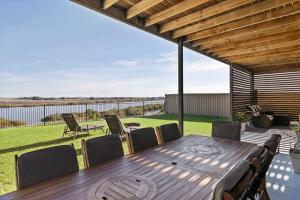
<box><xmin>165</xmin><ymin>93</ymin><xmax>230</xmax><ymax>117</ymax></box>
<box><xmin>0</xmin><ymin>101</ymin><xmax>164</xmax><ymax>129</ymax></box>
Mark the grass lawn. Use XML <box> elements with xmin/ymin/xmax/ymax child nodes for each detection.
<box><xmin>0</xmin><ymin>114</ymin><xmax>227</xmax><ymax>195</ymax></box>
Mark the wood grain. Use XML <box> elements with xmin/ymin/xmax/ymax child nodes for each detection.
<box><xmin>0</xmin><ymin>135</ymin><xmax>257</xmax><ymax>200</ymax></box>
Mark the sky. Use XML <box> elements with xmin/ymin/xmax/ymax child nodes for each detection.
<box><xmin>0</xmin><ymin>0</ymin><xmax>229</xmax><ymax>98</ymax></box>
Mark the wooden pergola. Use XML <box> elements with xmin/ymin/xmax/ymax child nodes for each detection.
<box><xmin>72</xmin><ymin>0</ymin><xmax>300</xmax><ymax>128</ymax></box>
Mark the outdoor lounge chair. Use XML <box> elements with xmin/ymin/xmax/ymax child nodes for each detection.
<box><xmin>248</xmin><ymin>105</ymin><xmax>291</xmax><ymax>128</ymax></box>
<box><xmin>156</xmin><ymin>123</ymin><xmax>181</xmax><ymax>144</ymax></box>
<box><xmin>81</xmin><ymin>135</ymin><xmax>124</xmax><ymax>168</ymax></box>
<box><xmin>61</xmin><ymin>113</ymin><xmax>104</xmax><ymax>139</ymax></box>
<box><xmin>127</xmin><ymin>127</ymin><xmax>158</xmax><ymax>154</ymax></box>
<box><xmin>212</xmin><ymin>121</ymin><xmax>241</xmax><ymax>141</ymax></box>
<box><xmin>15</xmin><ymin>144</ymin><xmax>79</xmax><ymax>189</ymax></box>
<box><xmin>104</xmin><ymin>114</ymin><xmax>140</xmax><ymax>140</ymax></box>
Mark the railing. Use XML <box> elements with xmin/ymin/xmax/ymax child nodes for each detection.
<box><xmin>0</xmin><ymin>101</ymin><xmax>165</xmax><ymax>129</ymax></box>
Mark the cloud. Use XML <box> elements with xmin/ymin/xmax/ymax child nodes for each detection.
<box><xmin>0</xmin><ymin>72</ymin><xmax>30</xmax><ymax>82</ymax></box>
<box><xmin>114</xmin><ymin>59</ymin><xmax>140</xmax><ymax>70</ymax></box>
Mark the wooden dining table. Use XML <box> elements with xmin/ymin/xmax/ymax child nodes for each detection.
<box><xmin>0</xmin><ymin>135</ymin><xmax>257</xmax><ymax>200</ymax></box>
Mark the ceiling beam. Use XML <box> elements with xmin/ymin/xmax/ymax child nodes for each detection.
<box><xmin>186</xmin><ymin>2</ymin><xmax>300</xmax><ymax>42</ymax></box>
<box><xmin>145</xmin><ymin>0</ymin><xmax>210</xmax><ymax>27</ymax></box>
<box><xmin>172</xmin><ymin>0</ymin><xmax>294</xmax><ymax>38</ymax></box>
<box><xmin>248</xmin><ymin>59</ymin><xmax>300</xmax><ymax>67</ymax></box>
<box><xmin>231</xmin><ymin>50</ymin><xmax>300</xmax><ymax>65</ymax></box>
<box><xmin>192</xmin><ymin>13</ymin><xmax>300</xmax><ymax>46</ymax></box>
<box><xmin>126</xmin><ymin>0</ymin><xmax>164</xmax><ymax>19</ymax></box>
<box><xmin>207</xmin><ymin>29</ymin><xmax>300</xmax><ymax>53</ymax></box>
<box><xmin>199</xmin><ymin>21</ymin><xmax>300</xmax><ymax>49</ymax></box>
<box><xmin>159</xmin><ymin>0</ymin><xmax>253</xmax><ymax>33</ymax></box>
<box><xmin>218</xmin><ymin>39</ymin><xmax>300</xmax><ymax>58</ymax></box>
<box><xmin>225</xmin><ymin>45</ymin><xmax>300</xmax><ymax>61</ymax></box>
<box><xmin>246</xmin><ymin>63</ymin><xmax>300</xmax><ymax>74</ymax></box>
<box><xmin>103</xmin><ymin>0</ymin><xmax>119</xmax><ymax>9</ymax></box>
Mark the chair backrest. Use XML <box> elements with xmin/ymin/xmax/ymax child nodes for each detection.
<box><xmin>82</xmin><ymin>135</ymin><xmax>124</xmax><ymax>168</ymax></box>
<box><xmin>15</xmin><ymin>145</ymin><xmax>79</xmax><ymax>189</ymax></box>
<box><xmin>245</xmin><ymin>146</ymin><xmax>265</xmax><ymax>162</ymax></box>
<box><xmin>61</xmin><ymin>113</ymin><xmax>80</xmax><ymax>131</ymax></box>
<box><xmin>157</xmin><ymin>123</ymin><xmax>181</xmax><ymax>143</ymax></box>
<box><xmin>104</xmin><ymin>115</ymin><xmax>124</xmax><ymax>136</ymax></box>
<box><xmin>127</xmin><ymin>127</ymin><xmax>158</xmax><ymax>153</ymax></box>
<box><xmin>210</xmin><ymin>160</ymin><xmax>256</xmax><ymax>200</ymax></box>
<box><xmin>264</xmin><ymin>134</ymin><xmax>281</xmax><ymax>154</ymax></box>
<box><xmin>212</xmin><ymin>121</ymin><xmax>241</xmax><ymax>141</ymax></box>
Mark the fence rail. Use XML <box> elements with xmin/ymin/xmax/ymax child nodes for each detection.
<box><xmin>165</xmin><ymin>93</ymin><xmax>230</xmax><ymax>117</ymax></box>
<box><xmin>0</xmin><ymin>101</ymin><xmax>164</xmax><ymax>129</ymax></box>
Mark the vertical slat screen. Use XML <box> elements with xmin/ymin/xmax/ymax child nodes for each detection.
<box><xmin>231</xmin><ymin>67</ymin><xmax>253</xmax><ymax>118</ymax></box>
<box><xmin>254</xmin><ymin>71</ymin><xmax>300</xmax><ymax>121</ymax></box>
<box><xmin>165</xmin><ymin>93</ymin><xmax>230</xmax><ymax>117</ymax></box>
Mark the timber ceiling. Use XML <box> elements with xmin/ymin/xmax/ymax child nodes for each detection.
<box><xmin>72</xmin><ymin>0</ymin><xmax>300</xmax><ymax>74</ymax></box>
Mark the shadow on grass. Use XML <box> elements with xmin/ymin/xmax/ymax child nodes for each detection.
<box><xmin>0</xmin><ymin>134</ymin><xmax>90</xmax><ymax>154</ymax></box>
<box><xmin>142</xmin><ymin>114</ymin><xmax>228</xmax><ymax>123</ymax></box>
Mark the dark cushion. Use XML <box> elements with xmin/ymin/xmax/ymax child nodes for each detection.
<box><xmin>158</xmin><ymin>123</ymin><xmax>181</xmax><ymax>143</ymax></box>
<box><xmin>212</xmin><ymin>121</ymin><xmax>241</xmax><ymax>141</ymax></box>
<box><xmin>84</xmin><ymin>135</ymin><xmax>124</xmax><ymax>167</ymax></box>
<box><xmin>129</xmin><ymin>127</ymin><xmax>158</xmax><ymax>152</ymax></box>
<box><xmin>271</xmin><ymin>134</ymin><xmax>281</xmax><ymax>143</ymax></box>
<box><xmin>273</xmin><ymin>115</ymin><xmax>290</xmax><ymax>126</ymax></box>
<box><xmin>264</xmin><ymin>137</ymin><xmax>280</xmax><ymax>154</ymax></box>
<box><xmin>17</xmin><ymin>145</ymin><xmax>79</xmax><ymax>188</ymax></box>
<box><xmin>251</xmin><ymin>115</ymin><xmax>273</xmax><ymax>128</ymax></box>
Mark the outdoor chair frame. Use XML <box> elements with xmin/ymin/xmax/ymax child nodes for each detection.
<box><xmin>61</xmin><ymin>113</ymin><xmax>104</xmax><ymax>139</ymax></box>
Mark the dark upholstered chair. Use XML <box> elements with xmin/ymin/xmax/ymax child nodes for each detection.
<box><xmin>264</xmin><ymin>134</ymin><xmax>281</xmax><ymax>154</ymax></box>
<box><xmin>81</xmin><ymin>135</ymin><xmax>124</xmax><ymax>168</ymax></box>
<box><xmin>127</xmin><ymin>127</ymin><xmax>158</xmax><ymax>154</ymax></box>
<box><xmin>211</xmin><ymin>121</ymin><xmax>241</xmax><ymax>141</ymax></box>
<box><xmin>157</xmin><ymin>123</ymin><xmax>181</xmax><ymax>144</ymax></box>
<box><xmin>15</xmin><ymin>145</ymin><xmax>79</xmax><ymax>189</ymax></box>
<box><xmin>210</xmin><ymin>160</ymin><xmax>256</xmax><ymax>200</ymax></box>
<box><xmin>245</xmin><ymin>145</ymin><xmax>275</xmax><ymax>200</ymax></box>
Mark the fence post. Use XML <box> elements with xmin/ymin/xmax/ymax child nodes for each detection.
<box><xmin>142</xmin><ymin>101</ymin><xmax>145</xmax><ymax>116</ymax></box>
<box><xmin>85</xmin><ymin>104</ymin><xmax>88</xmax><ymax>122</ymax></box>
<box><xmin>117</xmin><ymin>102</ymin><xmax>120</xmax><ymax>115</ymax></box>
<box><xmin>43</xmin><ymin>105</ymin><xmax>46</xmax><ymax>126</ymax></box>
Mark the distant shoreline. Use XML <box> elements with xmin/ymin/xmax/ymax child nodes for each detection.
<box><xmin>0</xmin><ymin>97</ymin><xmax>164</xmax><ymax>107</ymax></box>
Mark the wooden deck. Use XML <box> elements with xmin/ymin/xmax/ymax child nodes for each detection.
<box><xmin>1</xmin><ymin>135</ymin><xmax>256</xmax><ymax>200</ymax></box>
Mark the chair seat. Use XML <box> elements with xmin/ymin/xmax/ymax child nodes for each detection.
<box><xmin>81</xmin><ymin>125</ymin><xmax>104</xmax><ymax>131</ymax></box>
<box><xmin>123</xmin><ymin>122</ymin><xmax>141</xmax><ymax>128</ymax></box>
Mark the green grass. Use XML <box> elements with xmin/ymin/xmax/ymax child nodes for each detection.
<box><xmin>0</xmin><ymin>114</ymin><xmax>227</xmax><ymax>195</ymax></box>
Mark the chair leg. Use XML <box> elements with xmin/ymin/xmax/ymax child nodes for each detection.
<box><xmin>260</xmin><ymin>177</ymin><xmax>270</xmax><ymax>200</ymax></box>
<box><xmin>62</xmin><ymin>126</ymin><xmax>67</xmax><ymax>138</ymax></box>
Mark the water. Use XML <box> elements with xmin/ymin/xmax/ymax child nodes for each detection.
<box><xmin>0</xmin><ymin>101</ymin><xmax>164</xmax><ymax>126</ymax></box>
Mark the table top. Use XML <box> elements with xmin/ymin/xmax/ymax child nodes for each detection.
<box><xmin>0</xmin><ymin>135</ymin><xmax>257</xmax><ymax>200</ymax></box>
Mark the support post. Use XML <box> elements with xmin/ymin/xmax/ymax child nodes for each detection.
<box><xmin>250</xmin><ymin>72</ymin><xmax>255</xmax><ymax>105</ymax></box>
<box><xmin>178</xmin><ymin>37</ymin><xmax>184</xmax><ymax>135</ymax></box>
<box><xmin>229</xmin><ymin>66</ymin><xmax>234</xmax><ymax>121</ymax></box>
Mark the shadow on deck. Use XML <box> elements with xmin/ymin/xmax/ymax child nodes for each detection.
<box><xmin>241</xmin><ymin>126</ymin><xmax>299</xmax><ymax>200</ymax></box>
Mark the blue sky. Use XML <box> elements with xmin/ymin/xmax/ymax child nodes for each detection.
<box><xmin>0</xmin><ymin>0</ymin><xmax>229</xmax><ymax>97</ymax></box>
